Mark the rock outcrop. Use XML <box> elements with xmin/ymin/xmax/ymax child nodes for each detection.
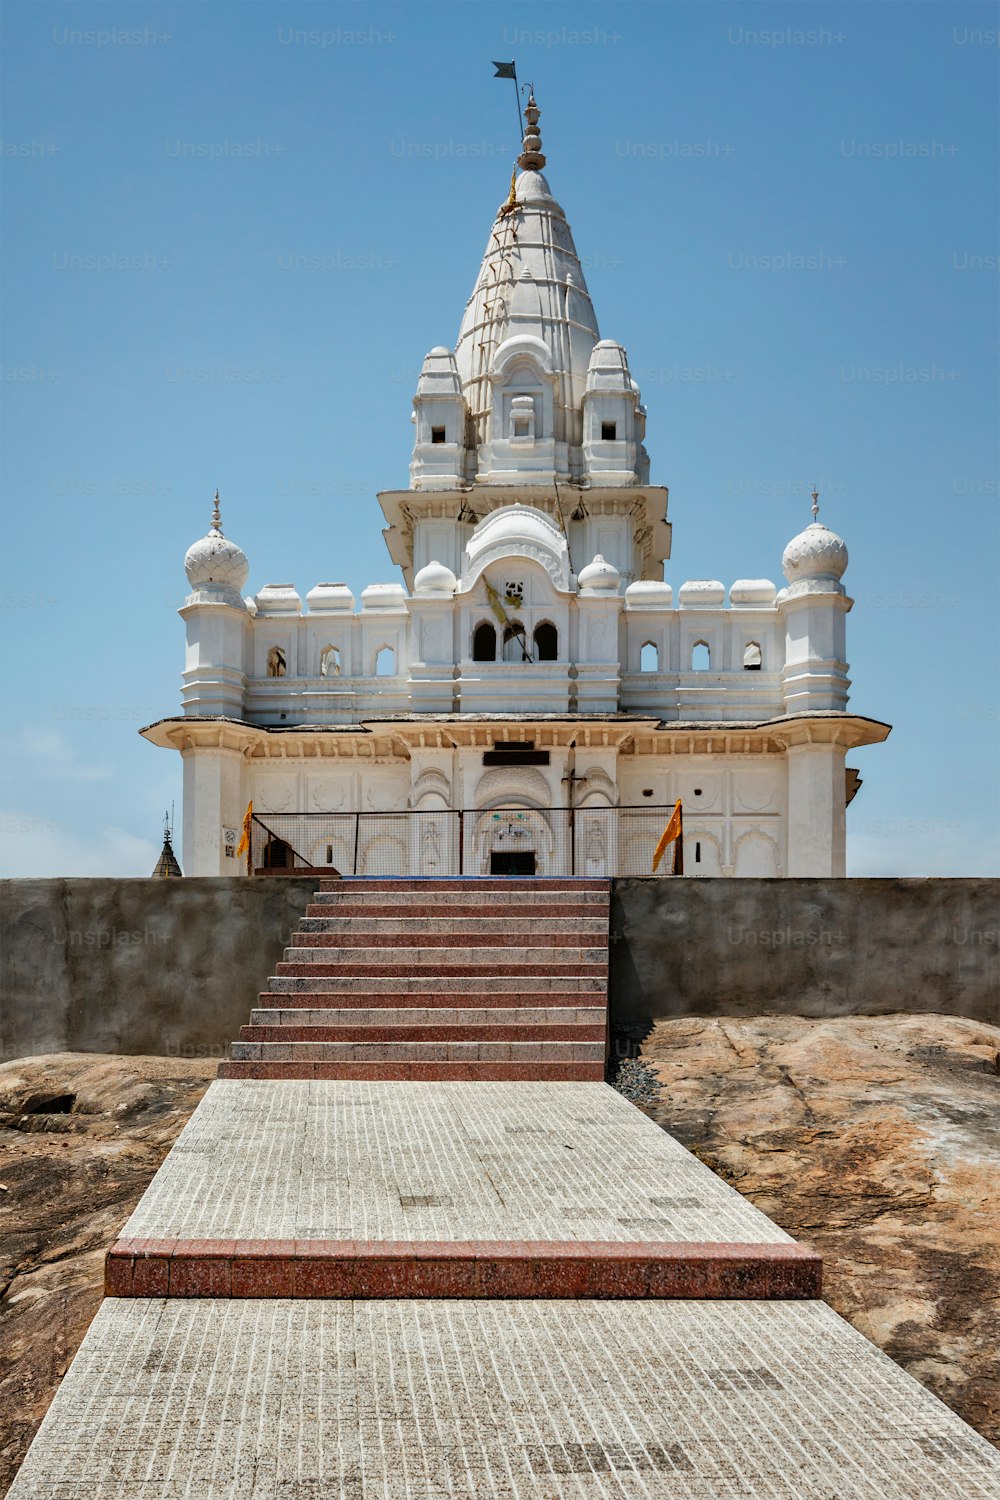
<box><xmin>638</xmin><ymin>1014</ymin><xmax>1000</xmax><ymax>1446</ymax></box>
<box><xmin>0</xmin><ymin>1054</ymin><xmax>215</xmax><ymax>1492</ymax></box>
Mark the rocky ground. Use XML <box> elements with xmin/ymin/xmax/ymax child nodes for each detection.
<box><xmin>1</xmin><ymin>1018</ymin><xmax>997</xmax><ymax>1489</ymax></box>
<box><xmin>637</xmin><ymin>1014</ymin><xmax>1000</xmax><ymax>1447</ymax></box>
<box><xmin>0</xmin><ymin>1054</ymin><xmax>216</xmax><ymax>1494</ymax></box>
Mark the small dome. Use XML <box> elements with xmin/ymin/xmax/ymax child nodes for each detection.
<box><xmin>577</xmin><ymin>553</ymin><xmax>621</xmax><ymax>592</ymax></box>
<box><xmin>184</xmin><ymin>529</ymin><xmax>249</xmax><ymax>600</ymax></box>
<box><xmin>184</xmin><ymin>491</ymin><xmax>249</xmax><ymax>603</ymax></box>
<box><xmin>625</xmin><ymin>579</ymin><xmax>673</xmax><ymax>608</ymax></box>
<box><xmin>413</xmin><ymin>560</ymin><xmax>457</xmax><ymax>596</ymax></box>
<box><xmin>782</xmin><ymin>522</ymin><xmax>848</xmax><ymax>587</ymax></box>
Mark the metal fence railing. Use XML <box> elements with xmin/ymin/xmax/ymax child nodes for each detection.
<box><xmin>249</xmin><ymin>806</ymin><xmax>681</xmax><ymax>878</ymax></box>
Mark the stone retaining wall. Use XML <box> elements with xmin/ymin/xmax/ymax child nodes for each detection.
<box><xmin>0</xmin><ymin>878</ymin><xmax>314</xmax><ymax>1061</ymax></box>
<box><xmin>1</xmin><ymin>876</ymin><xmax>996</xmax><ymax>1061</ymax></box>
<box><xmin>610</xmin><ymin>877</ymin><xmax>998</xmax><ymax>1045</ymax></box>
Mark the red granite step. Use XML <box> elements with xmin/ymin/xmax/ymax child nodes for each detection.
<box><xmin>240</xmin><ymin>1024</ymin><xmax>606</xmax><ymax>1043</ymax></box>
<box><xmin>106</xmin><ymin>1236</ymin><xmax>822</xmax><ymax>1301</ymax></box>
<box><xmin>273</xmin><ymin>962</ymin><xmax>607</xmax><ymax>978</ymax></box>
<box><xmin>257</xmin><ymin>989</ymin><xmax>605</xmax><ymax>1008</ymax></box>
<box><xmin>229</xmin><ymin>1039</ymin><xmax>604</xmax><ymax>1062</ymax></box>
<box><xmin>217</xmin><ymin>1060</ymin><xmax>608</xmax><ymax>1080</ymax></box>
<box><xmin>306</xmin><ymin>902</ymin><xmax>608</xmax><ymax>918</ymax></box>
<box><xmin>250</xmin><ymin>1005</ymin><xmax>605</xmax><ymax>1026</ymax></box>
<box><xmin>288</xmin><ymin>930</ymin><xmax>604</xmax><ymax>948</ymax></box>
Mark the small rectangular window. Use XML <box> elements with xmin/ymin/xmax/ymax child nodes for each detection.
<box><xmin>431</xmin><ymin>426</ymin><xmax>446</xmax><ymax>444</ymax></box>
<box><xmin>483</xmin><ymin>748</ymin><xmax>550</xmax><ymax>767</ymax></box>
<box><xmin>601</xmin><ymin>421</ymin><xmax>617</xmax><ymax>441</ymax></box>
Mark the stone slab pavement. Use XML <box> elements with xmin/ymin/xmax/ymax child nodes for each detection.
<box><xmin>117</xmin><ymin>1080</ymin><xmax>792</xmax><ymax>1246</ymax></box>
<box><xmin>9</xmin><ymin>1297</ymin><xmax>1000</xmax><ymax>1499</ymax></box>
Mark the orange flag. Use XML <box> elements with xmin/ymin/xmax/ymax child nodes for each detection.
<box><xmin>652</xmin><ymin>800</ymin><xmax>682</xmax><ymax>874</ymax></box>
<box><xmin>235</xmin><ymin>801</ymin><xmax>253</xmax><ymax>862</ymax></box>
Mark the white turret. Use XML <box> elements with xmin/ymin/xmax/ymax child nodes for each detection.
<box><xmin>180</xmin><ymin>491</ymin><xmax>249</xmax><ymax>718</ymax></box>
<box><xmin>779</xmin><ymin>491</ymin><xmax>852</xmax><ymax>714</ymax></box>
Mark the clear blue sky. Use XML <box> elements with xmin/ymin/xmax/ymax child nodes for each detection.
<box><xmin>1</xmin><ymin>1</ymin><xmax>997</xmax><ymax>877</ymax></box>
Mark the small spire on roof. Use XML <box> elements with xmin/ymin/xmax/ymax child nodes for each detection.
<box><xmin>811</xmin><ymin>486</ymin><xmax>820</xmax><ymax>522</ymax></box>
<box><xmin>211</xmin><ymin>488</ymin><xmax>223</xmax><ymax>533</ymax></box>
<box><xmin>518</xmin><ymin>90</ymin><xmax>546</xmax><ymax>171</ymax></box>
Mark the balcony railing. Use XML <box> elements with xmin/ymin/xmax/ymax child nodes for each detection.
<box><xmin>249</xmin><ymin>806</ymin><xmax>681</xmax><ymax>879</ymax></box>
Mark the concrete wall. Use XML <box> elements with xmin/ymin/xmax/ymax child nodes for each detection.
<box><xmin>610</xmin><ymin>878</ymin><xmax>999</xmax><ymax>1043</ymax></box>
<box><xmin>0</xmin><ymin>878</ymin><xmax>314</xmax><ymax>1062</ymax></box>
<box><xmin>2</xmin><ymin>877</ymin><xmax>996</xmax><ymax>1063</ymax></box>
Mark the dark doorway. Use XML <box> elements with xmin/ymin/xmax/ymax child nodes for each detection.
<box><xmin>490</xmin><ymin>851</ymin><xmax>536</xmax><ymax>876</ymax></box>
<box><xmin>263</xmin><ymin>837</ymin><xmax>294</xmax><ymax>869</ymax></box>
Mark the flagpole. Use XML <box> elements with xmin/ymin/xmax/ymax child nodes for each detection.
<box><xmin>511</xmin><ymin>64</ymin><xmax>522</xmax><ymax>149</ymax></box>
<box><xmin>492</xmin><ymin>61</ymin><xmax>524</xmax><ymax>153</ymax></box>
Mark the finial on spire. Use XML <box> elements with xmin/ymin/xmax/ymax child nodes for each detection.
<box><xmin>811</xmin><ymin>486</ymin><xmax>820</xmax><ymax>522</ymax></box>
<box><xmin>518</xmin><ymin>89</ymin><xmax>546</xmax><ymax>171</ymax></box>
<box><xmin>211</xmin><ymin>488</ymin><xmax>223</xmax><ymax>534</ymax></box>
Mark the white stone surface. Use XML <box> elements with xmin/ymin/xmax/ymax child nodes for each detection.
<box><xmin>10</xmin><ymin>1297</ymin><xmax>999</xmax><ymax>1499</ymax></box>
<box><xmin>120</xmin><ymin>1080</ymin><xmax>792</xmax><ymax>1246</ymax></box>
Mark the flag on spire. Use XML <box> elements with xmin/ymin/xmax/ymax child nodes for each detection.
<box><xmin>492</xmin><ymin>60</ymin><xmax>516</xmax><ymax>79</ymax></box>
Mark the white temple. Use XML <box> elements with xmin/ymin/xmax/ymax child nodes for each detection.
<box><xmin>143</xmin><ymin>94</ymin><xmax>889</xmax><ymax>879</ymax></box>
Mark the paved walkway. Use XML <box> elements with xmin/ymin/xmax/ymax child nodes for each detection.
<box><xmin>10</xmin><ymin>1298</ymin><xmax>999</xmax><ymax>1497</ymax></box>
<box><xmin>114</xmin><ymin>1080</ymin><xmax>793</xmax><ymax>1246</ymax></box>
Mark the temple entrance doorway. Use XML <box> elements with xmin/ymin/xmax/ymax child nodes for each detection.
<box><xmin>490</xmin><ymin>850</ymin><xmax>536</xmax><ymax>876</ymax></box>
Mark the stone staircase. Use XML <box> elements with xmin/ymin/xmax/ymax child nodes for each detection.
<box><xmin>218</xmin><ymin>877</ymin><xmax>610</xmax><ymax>1081</ymax></box>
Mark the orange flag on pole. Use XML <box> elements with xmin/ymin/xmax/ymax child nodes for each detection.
<box><xmin>652</xmin><ymin>799</ymin><xmax>682</xmax><ymax>874</ymax></box>
<box><xmin>235</xmin><ymin>801</ymin><xmax>253</xmax><ymax>874</ymax></box>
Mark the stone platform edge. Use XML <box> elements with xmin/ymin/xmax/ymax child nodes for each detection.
<box><xmin>106</xmin><ymin>1237</ymin><xmax>821</xmax><ymax>1300</ymax></box>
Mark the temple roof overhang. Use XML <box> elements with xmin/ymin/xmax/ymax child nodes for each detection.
<box><xmin>140</xmin><ymin>713</ymin><xmax>890</xmax><ymax>759</ymax></box>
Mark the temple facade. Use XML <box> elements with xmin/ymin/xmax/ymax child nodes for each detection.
<box><xmin>142</xmin><ymin>95</ymin><xmax>889</xmax><ymax>878</ymax></box>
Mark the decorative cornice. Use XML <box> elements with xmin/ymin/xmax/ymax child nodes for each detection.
<box><xmin>141</xmin><ymin>712</ymin><xmax>890</xmax><ymax>759</ymax></box>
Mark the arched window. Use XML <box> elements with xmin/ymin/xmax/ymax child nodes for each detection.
<box><xmin>743</xmin><ymin>641</ymin><xmax>762</xmax><ymax>671</ymax></box>
<box><xmin>691</xmin><ymin>641</ymin><xmax>710</xmax><ymax>671</ymax></box>
<box><xmin>266</xmin><ymin>646</ymin><xmax>287</xmax><ymax>678</ymax></box>
<box><xmin>472</xmin><ymin>621</ymin><xmax>497</xmax><ymax>662</ymax></box>
<box><xmin>320</xmin><ymin>645</ymin><xmax>341</xmax><ymax>678</ymax></box>
<box><xmin>533</xmin><ymin>621</ymin><xmax>558</xmax><ymax>661</ymax></box>
<box><xmin>640</xmin><ymin>641</ymin><xmax>658</xmax><ymax>673</ymax></box>
<box><xmin>502</xmin><ymin>622</ymin><xmax>528</xmax><ymax>663</ymax></box>
<box><xmin>375</xmin><ymin>646</ymin><xmax>395</xmax><ymax>676</ymax></box>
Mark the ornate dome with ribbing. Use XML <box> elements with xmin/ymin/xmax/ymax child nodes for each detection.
<box><xmin>782</xmin><ymin>521</ymin><xmax>849</xmax><ymax>586</ymax></box>
<box><xmin>184</xmin><ymin>492</ymin><xmax>249</xmax><ymax>599</ymax></box>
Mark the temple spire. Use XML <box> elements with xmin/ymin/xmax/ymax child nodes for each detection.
<box><xmin>518</xmin><ymin>91</ymin><xmax>546</xmax><ymax>171</ymax></box>
<box><xmin>211</xmin><ymin>488</ymin><xmax>223</xmax><ymax>534</ymax></box>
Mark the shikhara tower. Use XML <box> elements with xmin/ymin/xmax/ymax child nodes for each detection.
<box><xmin>142</xmin><ymin>95</ymin><xmax>889</xmax><ymax>877</ymax></box>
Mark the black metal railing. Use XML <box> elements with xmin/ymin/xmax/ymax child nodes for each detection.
<box><xmin>250</xmin><ymin>806</ymin><xmax>681</xmax><ymax>878</ymax></box>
